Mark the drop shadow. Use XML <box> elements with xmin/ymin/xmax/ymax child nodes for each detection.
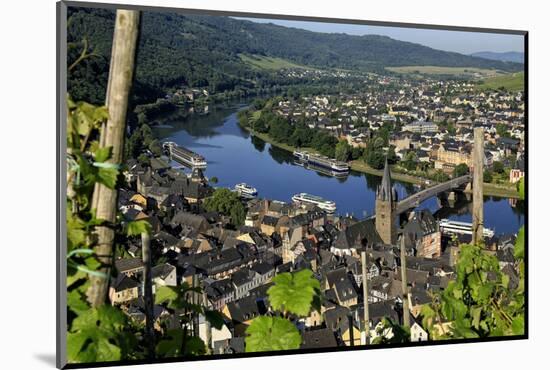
<box><xmin>34</xmin><ymin>353</ymin><xmax>57</xmax><ymax>367</ymax></box>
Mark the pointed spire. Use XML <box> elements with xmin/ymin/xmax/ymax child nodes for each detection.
<box><xmin>378</xmin><ymin>157</ymin><xmax>393</xmax><ymax>202</ymax></box>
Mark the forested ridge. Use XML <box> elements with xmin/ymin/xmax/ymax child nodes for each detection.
<box><xmin>67</xmin><ymin>7</ymin><xmax>522</xmax><ymax>104</ymax></box>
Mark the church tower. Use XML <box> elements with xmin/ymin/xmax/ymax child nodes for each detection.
<box><xmin>375</xmin><ymin>158</ymin><xmax>397</xmax><ymax>244</ymax></box>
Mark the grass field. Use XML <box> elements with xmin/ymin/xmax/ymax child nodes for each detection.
<box><xmin>475</xmin><ymin>72</ymin><xmax>524</xmax><ymax>92</ymax></box>
<box><xmin>239</xmin><ymin>54</ymin><xmax>309</xmax><ymax>70</ymax></box>
<box><xmin>386</xmin><ymin>66</ymin><xmax>504</xmax><ymax>78</ymax></box>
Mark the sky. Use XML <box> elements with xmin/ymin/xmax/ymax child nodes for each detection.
<box><xmin>237</xmin><ymin>17</ymin><xmax>524</xmax><ymax>55</ymax></box>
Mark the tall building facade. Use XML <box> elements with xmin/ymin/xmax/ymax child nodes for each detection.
<box><xmin>375</xmin><ymin>159</ymin><xmax>397</xmax><ymax>244</ymax></box>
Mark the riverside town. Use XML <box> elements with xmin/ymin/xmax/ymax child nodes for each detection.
<box><xmin>64</xmin><ymin>5</ymin><xmax>526</xmax><ymax>365</ymax></box>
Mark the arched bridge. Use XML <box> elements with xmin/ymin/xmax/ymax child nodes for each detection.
<box><xmin>395</xmin><ymin>174</ymin><xmax>472</xmax><ymax>214</ymax></box>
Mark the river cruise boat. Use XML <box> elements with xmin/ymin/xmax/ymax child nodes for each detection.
<box><xmin>234</xmin><ymin>183</ymin><xmax>258</xmax><ymax>197</ymax></box>
<box><xmin>164</xmin><ymin>142</ymin><xmax>207</xmax><ymax>168</ymax></box>
<box><xmin>294</xmin><ymin>160</ymin><xmax>349</xmax><ymax>178</ymax></box>
<box><xmin>292</xmin><ymin>192</ymin><xmax>337</xmax><ymax>213</ymax></box>
<box><xmin>439</xmin><ymin>219</ymin><xmax>495</xmax><ymax>238</ymax></box>
<box><xmin>293</xmin><ymin>150</ymin><xmax>349</xmax><ymax>173</ymax></box>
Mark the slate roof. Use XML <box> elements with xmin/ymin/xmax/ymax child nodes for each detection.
<box><xmin>226</xmin><ymin>295</ymin><xmax>262</xmax><ymax>323</ymax></box>
<box><xmin>250</xmin><ymin>261</ymin><xmax>274</xmax><ymax>276</ymax></box>
<box><xmin>334</xmin><ymin>279</ymin><xmax>358</xmax><ymax>302</ymax></box>
<box><xmin>369</xmin><ymin>300</ymin><xmax>399</xmax><ymax>324</ymax></box>
<box><xmin>333</xmin><ymin>218</ymin><xmax>382</xmax><ymax>250</ymax></box>
<box><xmin>152</xmin><ymin>263</ymin><xmax>175</xmax><ymax>280</ymax></box>
<box><xmin>302</xmin><ymin>328</ymin><xmax>338</xmax><ymax>349</ymax></box>
<box><xmin>111</xmin><ymin>273</ymin><xmax>140</xmax><ymax>292</ymax></box>
<box><xmin>115</xmin><ymin>257</ymin><xmax>143</xmax><ymax>273</ymax></box>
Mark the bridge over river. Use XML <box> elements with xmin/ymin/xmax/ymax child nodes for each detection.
<box><xmin>395</xmin><ymin>174</ymin><xmax>472</xmax><ymax>215</ymax></box>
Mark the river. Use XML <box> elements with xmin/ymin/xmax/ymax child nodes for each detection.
<box><xmin>153</xmin><ymin>102</ymin><xmax>525</xmax><ymax>237</ymax></box>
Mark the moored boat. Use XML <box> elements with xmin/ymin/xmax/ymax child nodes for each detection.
<box><xmin>292</xmin><ymin>192</ymin><xmax>337</xmax><ymax>213</ymax></box>
<box><xmin>234</xmin><ymin>183</ymin><xmax>258</xmax><ymax>197</ymax></box>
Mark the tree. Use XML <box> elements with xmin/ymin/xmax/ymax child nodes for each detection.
<box><xmin>350</xmin><ymin>147</ymin><xmax>364</xmax><ymax>160</ymax></box>
<box><xmin>433</xmin><ymin>170</ymin><xmax>450</xmax><ymax>182</ymax></box>
<box><xmin>203</xmin><ymin>188</ymin><xmax>246</xmax><ymax>227</ymax></box>
<box><xmin>148</xmin><ymin>139</ymin><xmax>162</xmax><ymax>157</ymax></box>
<box><xmin>335</xmin><ymin>140</ymin><xmax>351</xmax><ymax>162</ymax></box>
<box><xmin>483</xmin><ymin>170</ymin><xmax>493</xmax><ymax>183</ymax></box>
<box><xmin>453</xmin><ymin>163</ymin><xmax>470</xmax><ymax>178</ymax></box>
<box><xmin>365</xmin><ymin>149</ymin><xmax>386</xmax><ymax>169</ymax></box>
<box><xmin>496</xmin><ymin>123</ymin><xmax>509</xmax><ymax>138</ymax></box>
<box><xmin>493</xmin><ymin>161</ymin><xmax>505</xmax><ymax>174</ymax></box>
<box><xmin>386</xmin><ymin>146</ymin><xmax>398</xmax><ymax>164</ymax></box>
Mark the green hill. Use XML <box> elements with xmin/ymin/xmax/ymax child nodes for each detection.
<box><xmin>67</xmin><ymin>6</ymin><xmax>524</xmax><ymax>103</ymax></box>
<box><xmin>476</xmin><ymin>72</ymin><xmax>525</xmax><ymax>91</ymax></box>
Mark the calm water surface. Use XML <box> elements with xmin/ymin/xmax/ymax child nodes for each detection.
<box><xmin>153</xmin><ymin>103</ymin><xmax>525</xmax><ymax>236</ymax></box>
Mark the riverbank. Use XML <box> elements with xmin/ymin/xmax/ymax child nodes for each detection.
<box><xmin>242</xmin><ymin>126</ymin><xmax>520</xmax><ymax>199</ymax></box>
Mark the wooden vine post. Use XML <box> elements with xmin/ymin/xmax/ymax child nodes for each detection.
<box><xmin>87</xmin><ymin>9</ymin><xmax>140</xmax><ymax>307</ymax></box>
<box><xmin>400</xmin><ymin>235</ymin><xmax>410</xmax><ymax>329</ymax></box>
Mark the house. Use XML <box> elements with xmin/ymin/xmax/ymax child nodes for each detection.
<box><xmin>115</xmin><ymin>257</ymin><xmax>144</xmax><ymax>276</ymax></box>
<box><xmin>410</xmin><ymin>320</ymin><xmax>429</xmax><ymax>342</ymax></box>
<box><xmin>331</xmin><ymin>219</ymin><xmax>382</xmax><ymax>256</ymax></box>
<box><xmin>281</xmin><ymin>226</ymin><xmax>305</xmax><ymax>263</ymax></box>
<box><xmin>435</xmin><ymin>143</ymin><xmax>472</xmax><ymax>172</ymax></box>
<box><xmin>223</xmin><ymin>295</ymin><xmax>264</xmax><ymax>336</ymax></box>
<box><xmin>509</xmin><ymin>155</ymin><xmax>525</xmax><ymax>184</ymax></box>
<box><xmin>109</xmin><ymin>273</ymin><xmax>140</xmax><ymax>305</ymax></box>
<box><xmin>198</xmin><ymin>315</ymin><xmax>232</xmax><ymax>349</ymax></box>
<box><xmin>152</xmin><ymin>263</ymin><xmax>177</xmax><ymax>287</ymax></box>
<box><xmin>170</xmin><ymin>212</ymin><xmax>210</xmax><ymax>235</ymax></box>
<box><xmin>205</xmin><ymin>278</ymin><xmax>236</xmax><ymax>310</ymax></box>
<box><xmin>301</xmin><ymin>328</ymin><xmax>338</xmax><ymax>349</ymax></box>
<box><xmin>402</xmin><ymin>210</ymin><xmax>442</xmax><ymax>259</ymax></box>
<box><xmin>402</xmin><ymin>121</ymin><xmax>438</xmax><ymax>134</ymax></box>
<box><xmin>368</xmin><ymin>300</ymin><xmax>400</xmax><ymax>341</ymax></box>
<box><xmin>334</xmin><ymin>279</ymin><xmax>358</xmax><ymax>307</ymax></box>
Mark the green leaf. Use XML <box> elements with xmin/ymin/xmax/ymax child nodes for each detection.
<box><xmin>156</xmin><ymin>329</ymin><xmax>183</xmax><ymax>357</ymax></box>
<box><xmin>67</xmin><ymin>214</ymin><xmax>86</xmax><ymax>250</ymax></box>
<box><xmin>156</xmin><ymin>329</ymin><xmax>206</xmax><ymax>358</ymax></box>
<box><xmin>125</xmin><ymin>220</ymin><xmax>152</xmax><ymax>236</ymax></box>
<box><xmin>515</xmin><ymin>226</ymin><xmax>525</xmax><ymax>260</ymax></box>
<box><xmin>67</xmin><ymin>289</ymin><xmax>89</xmax><ymax>315</ymax></box>
<box><xmin>95</xmin><ymin>146</ymin><xmax>113</xmax><ymax>163</ymax></box>
<box><xmin>267</xmin><ymin>269</ymin><xmax>320</xmax><ymax>316</ymax></box>
<box><xmin>67</xmin><ymin>305</ymin><xmax>130</xmax><ymax>363</ymax></box>
<box><xmin>517</xmin><ymin>177</ymin><xmax>525</xmax><ymax>200</ymax></box>
<box><xmin>96</xmin><ymin>167</ymin><xmax>118</xmax><ymax>189</ymax></box>
<box><xmin>245</xmin><ymin>316</ymin><xmax>301</xmax><ymax>352</ymax></box>
<box><xmin>155</xmin><ymin>286</ymin><xmax>179</xmax><ymax>305</ymax></box>
<box><xmin>511</xmin><ymin>316</ymin><xmax>524</xmax><ymax>335</ymax></box>
<box><xmin>471</xmin><ymin>307</ymin><xmax>482</xmax><ymax>330</ymax></box>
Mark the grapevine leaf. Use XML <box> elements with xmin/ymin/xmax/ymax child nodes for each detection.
<box><xmin>156</xmin><ymin>329</ymin><xmax>183</xmax><ymax>357</ymax></box>
<box><xmin>95</xmin><ymin>146</ymin><xmax>113</xmax><ymax>163</ymax></box>
<box><xmin>96</xmin><ymin>167</ymin><xmax>118</xmax><ymax>189</ymax></box>
<box><xmin>156</xmin><ymin>329</ymin><xmax>206</xmax><ymax>357</ymax></box>
<box><xmin>517</xmin><ymin>177</ymin><xmax>525</xmax><ymax>200</ymax></box>
<box><xmin>511</xmin><ymin>316</ymin><xmax>524</xmax><ymax>335</ymax></box>
<box><xmin>267</xmin><ymin>269</ymin><xmax>320</xmax><ymax>316</ymax></box>
<box><xmin>515</xmin><ymin>226</ymin><xmax>524</xmax><ymax>260</ymax></box>
<box><xmin>125</xmin><ymin>220</ymin><xmax>152</xmax><ymax>236</ymax></box>
<box><xmin>245</xmin><ymin>316</ymin><xmax>301</xmax><ymax>352</ymax></box>
<box><xmin>67</xmin><ymin>305</ymin><xmax>129</xmax><ymax>363</ymax></box>
<box><xmin>155</xmin><ymin>286</ymin><xmax>178</xmax><ymax>305</ymax></box>
<box><xmin>67</xmin><ymin>289</ymin><xmax>89</xmax><ymax>315</ymax></box>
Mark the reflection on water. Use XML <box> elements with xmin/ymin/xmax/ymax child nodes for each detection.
<box><xmin>154</xmin><ymin>103</ymin><xmax>524</xmax><ymax>236</ymax></box>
